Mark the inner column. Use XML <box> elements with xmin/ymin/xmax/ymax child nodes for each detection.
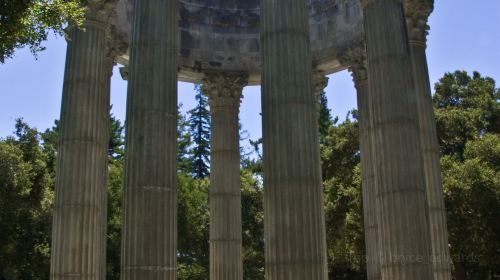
<box><xmin>362</xmin><ymin>0</ymin><xmax>434</xmax><ymax>278</ymax></box>
<box><xmin>120</xmin><ymin>0</ymin><xmax>178</xmax><ymax>278</ymax></box>
<box><xmin>260</xmin><ymin>0</ymin><xmax>328</xmax><ymax>278</ymax></box>
<box><xmin>203</xmin><ymin>73</ymin><xmax>248</xmax><ymax>280</ymax></box>
<box><xmin>405</xmin><ymin>2</ymin><xmax>452</xmax><ymax>278</ymax></box>
<box><xmin>339</xmin><ymin>44</ymin><xmax>381</xmax><ymax>280</ymax></box>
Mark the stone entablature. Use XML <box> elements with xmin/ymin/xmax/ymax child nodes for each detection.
<box><xmin>113</xmin><ymin>0</ymin><xmax>365</xmax><ymax>84</ymax></box>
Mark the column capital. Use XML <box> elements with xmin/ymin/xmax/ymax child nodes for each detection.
<box><xmin>313</xmin><ymin>73</ymin><xmax>329</xmax><ymax>106</ymax></box>
<box><xmin>86</xmin><ymin>0</ymin><xmax>119</xmax><ymax>27</ymax></box>
<box><xmin>104</xmin><ymin>25</ymin><xmax>129</xmax><ymax>76</ymax></box>
<box><xmin>314</xmin><ymin>73</ymin><xmax>329</xmax><ymax>95</ymax></box>
<box><xmin>404</xmin><ymin>0</ymin><xmax>434</xmax><ymax>47</ymax></box>
<box><xmin>202</xmin><ymin>73</ymin><xmax>249</xmax><ymax>112</ymax></box>
<box><xmin>338</xmin><ymin>43</ymin><xmax>368</xmax><ymax>90</ymax></box>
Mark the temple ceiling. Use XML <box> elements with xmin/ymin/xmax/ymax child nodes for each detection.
<box><xmin>113</xmin><ymin>0</ymin><xmax>365</xmax><ymax>84</ymax></box>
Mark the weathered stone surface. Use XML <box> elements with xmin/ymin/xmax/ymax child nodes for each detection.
<box><xmin>339</xmin><ymin>43</ymin><xmax>381</xmax><ymax>280</ymax></box>
<box><xmin>203</xmin><ymin>73</ymin><xmax>248</xmax><ymax>280</ymax></box>
<box><xmin>362</xmin><ymin>0</ymin><xmax>434</xmax><ymax>278</ymax></box>
<box><xmin>261</xmin><ymin>0</ymin><xmax>328</xmax><ymax>278</ymax></box>
<box><xmin>53</xmin><ymin>1</ymin><xmax>453</xmax><ymax>279</ymax></box>
<box><xmin>114</xmin><ymin>0</ymin><xmax>364</xmax><ymax>84</ymax></box>
<box><xmin>120</xmin><ymin>0</ymin><xmax>179</xmax><ymax>278</ymax></box>
<box><xmin>50</xmin><ymin>20</ymin><xmax>110</xmax><ymax>280</ymax></box>
<box><xmin>314</xmin><ymin>73</ymin><xmax>329</xmax><ymax>106</ymax></box>
<box><xmin>86</xmin><ymin>0</ymin><xmax>119</xmax><ymax>25</ymax></box>
<box><xmin>405</xmin><ymin>2</ymin><xmax>453</xmax><ymax>279</ymax></box>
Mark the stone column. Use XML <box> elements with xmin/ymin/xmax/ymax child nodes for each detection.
<box><xmin>50</xmin><ymin>1</ymin><xmax>116</xmax><ymax>279</ymax></box>
<box><xmin>98</xmin><ymin>31</ymin><xmax>128</xmax><ymax>280</ymax></box>
<box><xmin>98</xmin><ymin>53</ymin><xmax>113</xmax><ymax>280</ymax></box>
<box><xmin>361</xmin><ymin>0</ymin><xmax>434</xmax><ymax>278</ymax></box>
<box><xmin>339</xmin><ymin>44</ymin><xmax>381</xmax><ymax>280</ymax></box>
<box><xmin>120</xmin><ymin>0</ymin><xmax>178</xmax><ymax>278</ymax></box>
<box><xmin>405</xmin><ymin>1</ymin><xmax>452</xmax><ymax>278</ymax></box>
<box><xmin>261</xmin><ymin>0</ymin><xmax>328</xmax><ymax>278</ymax></box>
<box><xmin>202</xmin><ymin>73</ymin><xmax>248</xmax><ymax>280</ymax></box>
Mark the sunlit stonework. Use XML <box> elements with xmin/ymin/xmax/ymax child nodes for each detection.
<box><xmin>50</xmin><ymin>0</ymin><xmax>451</xmax><ymax>279</ymax></box>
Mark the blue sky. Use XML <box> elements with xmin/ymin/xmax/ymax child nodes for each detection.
<box><xmin>1</xmin><ymin>0</ymin><xmax>499</xmax><ymax>148</ymax></box>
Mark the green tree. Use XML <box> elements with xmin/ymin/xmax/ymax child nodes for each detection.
<box><xmin>0</xmin><ymin>0</ymin><xmax>85</xmax><ymax>63</ymax></box>
<box><xmin>108</xmin><ymin>113</ymin><xmax>125</xmax><ymax>161</ymax></box>
<box><xmin>178</xmin><ymin>104</ymin><xmax>192</xmax><ymax>174</ymax></box>
<box><xmin>434</xmin><ymin>71</ymin><xmax>500</xmax><ymax>279</ymax></box>
<box><xmin>433</xmin><ymin>71</ymin><xmax>500</xmax><ymax>159</ymax></box>
<box><xmin>0</xmin><ymin>119</ymin><xmax>54</xmax><ymax>279</ymax></box>
<box><xmin>441</xmin><ymin>135</ymin><xmax>500</xmax><ymax>280</ymax></box>
<box><xmin>318</xmin><ymin>89</ymin><xmax>334</xmax><ymax>144</ymax></box>
<box><xmin>241</xmin><ymin>169</ymin><xmax>264</xmax><ymax>279</ymax></box>
<box><xmin>104</xmin><ymin>116</ymin><xmax>125</xmax><ymax>280</ymax></box>
<box><xmin>320</xmin><ymin>113</ymin><xmax>365</xmax><ymax>279</ymax></box>
<box><xmin>187</xmin><ymin>84</ymin><xmax>211</xmax><ymax>179</ymax></box>
<box><xmin>177</xmin><ymin>174</ymin><xmax>210</xmax><ymax>280</ymax></box>
<box><xmin>241</xmin><ymin>138</ymin><xmax>263</xmax><ymax>176</ymax></box>
<box><xmin>106</xmin><ymin>159</ymin><xmax>123</xmax><ymax>280</ymax></box>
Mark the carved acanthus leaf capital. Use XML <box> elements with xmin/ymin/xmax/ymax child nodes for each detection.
<box><xmin>314</xmin><ymin>74</ymin><xmax>329</xmax><ymax>96</ymax></box>
<box><xmin>404</xmin><ymin>0</ymin><xmax>434</xmax><ymax>46</ymax></box>
<box><xmin>104</xmin><ymin>25</ymin><xmax>129</xmax><ymax>74</ymax></box>
<box><xmin>338</xmin><ymin>43</ymin><xmax>368</xmax><ymax>88</ymax></box>
<box><xmin>86</xmin><ymin>0</ymin><xmax>119</xmax><ymax>26</ymax></box>
<box><xmin>202</xmin><ymin>73</ymin><xmax>249</xmax><ymax>111</ymax></box>
<box><xmin>313</xmin><ymin>73</ymin><xmax>329</xmax><ymax>109</ymax></box>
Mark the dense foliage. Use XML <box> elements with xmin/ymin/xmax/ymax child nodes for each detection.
<box><xmin>434</xmin><ymin>71</ymin><xmax>500</xmax><ymax>280</ymax></box>
<box><xmin>0</xmin><ymin>0</ymin><xmax>85</xmax><ymax>63</ymax></box>
<box><xmin>0</xmin><ymin>70</ymin><xmax>498</xmax><ymax>279</ymax></box>
<box><xmin>0</xmin><ymin>120</ymin><xmax>54</xmax><ymax>279</ymax></box>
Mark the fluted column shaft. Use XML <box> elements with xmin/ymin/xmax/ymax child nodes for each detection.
<box><xmin>120</xmin><ymin>0</ymin><xmax>178</xmax><ymax>278</ymax></box>
<box><xmin>203</xmin><ymin>74</ymin><xmax>248</xmax><ymax>280</ymax></box>
<box><xmin>99</xmin><ymin>34</ymin><xmax>127</xmax><ymax>279</ymax></box>
<box><xmin>50</xmin><ymin>17</ymin><xmax>110</xmax><ymax>280</ymax></box>
<box><xmin>98</xmin><ymin>58</ymin><xmax>113</xmax><ymax>280</ymax></box>
<box><xmin>261</xmin><ymin>0</ymin><xmax>328</xmax><ymax>278</ymax></box>
<box><xmin>361</xmin><ymin>0</ymin><xmax>433</xmax><ymax>278</ymax></box>
<box><xmin>405</xmin><ymin>1</ymin><xmax>452</xmax><ymax>279</ymax></box>
<box><xmin>356</xmin><ymin>70</ymin><xmax>381</xmax><ymax>280</ymax></box>
<box><xmin>339</xmin><ymin>45</ymin><xmax>382</xmax><ymax>280</ymax></box>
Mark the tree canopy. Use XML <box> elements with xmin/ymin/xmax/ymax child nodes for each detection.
<box><xmin>0</xmin><ymin>0</ymin><xmax>85</xmax><ymax>63</ymax></box>
<box><xmin>433</xmin><ymin>71</ymin><xmax>500</xmax><ymax>279</ymax></box>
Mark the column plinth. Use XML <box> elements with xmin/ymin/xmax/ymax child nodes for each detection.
<box><xmin>405</xmin><ymin>1</ymin><xmax>452</xmax><ymax>279</ymax></box>
<box><xmin>120</xmin><ymin>0</ymin><xmax>179</xmax><ymax>278</ymax></box>
<box><xmin>50</xmin><ymin>1</ymin><xmax>117</xmax><ymax>279</ymax></box>
<box><xmin>362</xmin><ymin>0</ymin><xmax>434</xmax><ymax>278</ymax></box>
<box><xmin>202</xmin><ymin>73</ymin><xmax>248</xmax><ymax>280</ymax></box>
<box><xmin>339</xmin><ymin>44</ymin><xmax>381</xmax><ymax>280</ymax></box>
<box><xmin>261</xmin><ymin>0</ymin><xmax>328</xmax><ymax>278</ymax></box>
